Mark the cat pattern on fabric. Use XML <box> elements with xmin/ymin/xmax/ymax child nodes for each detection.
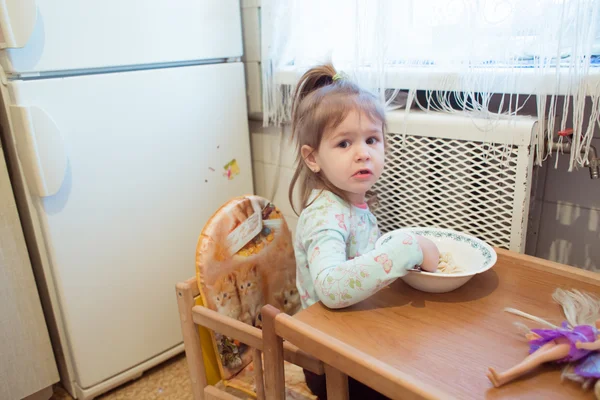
<box><xmin>295</xmin><ymin>190</ymin><xmax>423</xmax><ymax>309</ymax></box>
<box><xmin>235</xmin><ymin>264</ymin><xmax>265</xmax><ymax>327</ymax></box>
<box><xmin>274</xmin><ymin>276</ymin><xmax>302</xmax><ymax>315</ymax></box>
<box><xmin>209</xmin><ymin>273</ymin><xmax>242</xmax><ymax>320</ymax></box>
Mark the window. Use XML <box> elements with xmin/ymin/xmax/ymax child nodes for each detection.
<box><xmin>261</xmin><ymin>0</ymin><xmax>600</xmax><ymax>170</ymax></box>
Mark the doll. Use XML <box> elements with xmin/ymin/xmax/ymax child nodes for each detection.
<box><xmin>486</xmin><ymin>289</ymin><xmax>600</xmax><ymax>397</ymax></box>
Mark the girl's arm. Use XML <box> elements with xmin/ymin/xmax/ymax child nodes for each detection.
<box><xmin>303</xmin><ymin>227</ymin><xmax>423</xmax><ymax>309</ymax></box>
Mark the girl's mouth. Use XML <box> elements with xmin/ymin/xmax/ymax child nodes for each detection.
<box><xmin>353</xmin><ymin>169</ymin><xmax>372</xmax><ymax>179</ymax></box>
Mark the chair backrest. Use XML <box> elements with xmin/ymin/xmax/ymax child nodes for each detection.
<box><xmin>261</xmin><ymin>305</ymin><xmax>449</xmax><ymax>400</ymax></box>
<box><xmin>195</xmin><ymin>195</ymin><xmax>300</xmax><ymax>382</ymax></box>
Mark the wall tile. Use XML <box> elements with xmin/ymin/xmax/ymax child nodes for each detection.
<box><xmin>248</xmin><ymin>123</ymin><xmax>297</xmax><ymax>168</ymax></box>
<box><xmin>525</xmin><ymin>199</ymin><xmax>544</xmax><ymax>257</ymax></box>
<box><xmin>245</xmin><ymin>62</ymin><xmax>262</xmax><ymax>115</ymax></box>
<box><xmin>250</xmin><ymin>132</ymin><xmax>264</xmax><ymax>163</ymax></box>
<box><xmin>241</xmin><ymin>7</ymin><xmax>261</xmax><ymax>62</ymax></box>
<box><xmin>252</xmin><ymin>161</ymin><xmax>266</xmax><ymax>197</ymax></box>
<box><xmin>536</xmin><ymin>202</ymin><xmax>600</xmax><ymax>272</ymax></box>
<box><xmin>543</xmin><ymin>139</ymin><xmax>600</xmax><ymax>210</ymax></box>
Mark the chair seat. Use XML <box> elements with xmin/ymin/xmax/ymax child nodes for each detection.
<box><xmin>226</xmin><ymin>358</ymin><xmax>317</xmax><ymax>400</ymax></box>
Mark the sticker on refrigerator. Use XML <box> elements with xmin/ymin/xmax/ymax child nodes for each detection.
<box><xmin>223</xmin><ymin>159</ymin><xmax>240</xmax><ymax>180</ymax></box>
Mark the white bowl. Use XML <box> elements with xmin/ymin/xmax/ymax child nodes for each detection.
<box><xmin>375</xmin><ymin>227</ymin><xmax>497</xmax><ymax>293</ymax></box>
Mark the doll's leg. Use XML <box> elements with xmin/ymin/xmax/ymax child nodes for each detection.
<box><xmin>513</xmin><ymin>341</ymin><xmax>555</xmax><ymax>364</ymax></box>
<box><xmin>487</xmin><ymin>342</ymin><xmax>570</xmax><ymax>387</ymax></box>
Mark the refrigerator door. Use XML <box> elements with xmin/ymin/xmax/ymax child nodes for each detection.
<box><xmin>6</xmin><ymin>61</ymin><xmax>252</xmax><ymax>388</ymax></box>
<box><xmin>0</xmin><ymin>0</ymin><xmax>243</xmax><ymax>75</ymax></box>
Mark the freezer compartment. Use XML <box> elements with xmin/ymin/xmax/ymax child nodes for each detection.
<box><xmin>0</xmin><ymin>0</ymin><xmax>243</xmax><ymax>75</ymax></box>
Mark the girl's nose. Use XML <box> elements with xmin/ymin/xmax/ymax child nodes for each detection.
<box><xmin>355</xmin><ymin>143</ymin><xmax>371</xmax><ymax>161</ymax></box>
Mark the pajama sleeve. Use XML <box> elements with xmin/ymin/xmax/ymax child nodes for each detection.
<box><xmin>300</xmin><ymin>210</ymin><xmax>423</xmax><ymax>309</ymax></box>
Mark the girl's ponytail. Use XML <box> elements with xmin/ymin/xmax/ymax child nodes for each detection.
<box><xmin>291</xmin><ymin>64</ymin><xmax>338</xmax><ymax>138</ymax></box>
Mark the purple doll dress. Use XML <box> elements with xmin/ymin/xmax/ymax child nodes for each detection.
<box><xmin>528</xmin><ymin>321</ymin><xmax>600</xmax><ymax>379</ymax></box>
<box><xmin>575</xmin><ymin>352</ymin><xmax>600</xmax><ymax>378</ymax></box>
<box><xmin>528</xmin><ymin>321</ymin><xmax>596</xmax><ymax>362</ymax></box>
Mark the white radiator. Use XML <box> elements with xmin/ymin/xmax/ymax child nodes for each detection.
<box><xmin>374</xmin><ymin>111</ymin><xmax>538</xmax><ymax>253</ymax></box>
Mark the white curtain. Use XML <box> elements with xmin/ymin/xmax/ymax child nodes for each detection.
<box><xmin>261</xmin><ymin>0</ymin><xmax>600</xmax><ymax>169</ymax></box>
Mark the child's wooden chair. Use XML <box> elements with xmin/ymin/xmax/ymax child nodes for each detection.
<box><xmin>176</xmin><ymin>195</ymin><xmax>323</xmax><ymax>400</ymax></box>
<box><xmin>261</xmin><ymin>304</ymin><xmax>447</xmax><ymax>400</ymax></box>
<box><xmin>176</xmin><ymin>277</ymin><xmax>323</xmax><ymax>400</ymax></box>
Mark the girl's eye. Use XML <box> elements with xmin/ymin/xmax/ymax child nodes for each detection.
<box><xmin>366</xmin><ymin>137</ymin><xmax>378</xmax><ymax>145</ymax></box>
<box><xmin>338</xmin><ymin>140</ymin><xmax>350</xmax><ymax>149</ymax></box>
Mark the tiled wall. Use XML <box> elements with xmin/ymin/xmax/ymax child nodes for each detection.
<box><xmin>520</xmin><ymin>97</ymin><xmax>600</xmax><ymax>272</ymax></box>
<box><xmin>249</xmin><ymin>121</ymin><xmax>300</xmax><ymax>237</ymax></box>
<box><xmin>241</xmin><ymin>1</ymin><xmax>262</xmax><ymax>118</ymax></box>
<box><xmin>526</xmin><ymin>137</ymin><xmax>600</xmax><ymax>272</ymax></box>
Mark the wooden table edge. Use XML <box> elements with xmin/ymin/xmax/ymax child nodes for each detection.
<box><xmin>494</xmin><ymin>248</ymin><xmax>600</xmax><ymax>284</ymax></box>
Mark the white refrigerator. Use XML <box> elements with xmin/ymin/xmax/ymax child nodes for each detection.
<box><xmin>0</xmin><ymin>1</ymin><xmax>253</xmax><ymax>399</ymax></box>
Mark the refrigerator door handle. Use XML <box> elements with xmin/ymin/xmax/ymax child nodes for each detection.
<box><xmin>0</xmin><ymin>0</ymin><xmax>37</xmax><ymax>49</ymax></box>
<box><xmin>9</xmin><ymin>105</ymin><xmax>67</xmax><ymax>197</ymax></box>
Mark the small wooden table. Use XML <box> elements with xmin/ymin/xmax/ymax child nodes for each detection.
<box><xmin>294</xmin><ymin>249</ymin><xmax>600</xmax><ymax>399</ymax></box>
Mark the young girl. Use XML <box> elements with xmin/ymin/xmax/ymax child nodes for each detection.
<box><xmin>289</xmin><ymin>64</ymin><xmax>440</xmax><ymax>399</ymax></box>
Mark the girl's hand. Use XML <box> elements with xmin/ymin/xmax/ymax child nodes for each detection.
<box><xmin>416</xmin><ymin>235</ymin><xmax>439</xmax><ymax>272</ymax></box>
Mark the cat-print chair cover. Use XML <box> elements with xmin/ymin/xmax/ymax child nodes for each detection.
<box><xmin>196</xmin><ymin>195</ymin><xmax>313</xmax><ymax>399</ymax></box>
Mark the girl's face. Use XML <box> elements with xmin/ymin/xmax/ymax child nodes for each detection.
<box><xmin>302</xmin><ymin>109</ymin><xmax>385</xmax><ymax>204</ymax></box>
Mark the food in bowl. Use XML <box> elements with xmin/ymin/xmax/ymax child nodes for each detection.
<box><xmin>436</xmin><ymin>252</ymin><xmax>465</xmax><ymax>274</ymax></box>
<box><xmin>412</xmin><ymin>251</ymin><xmax>466</xmax><ymax>274</ymax></box>
<box><xmin>376</xmin><ymin>227</ymin><xmax>497</xmax><ymax>293</ymax></box>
